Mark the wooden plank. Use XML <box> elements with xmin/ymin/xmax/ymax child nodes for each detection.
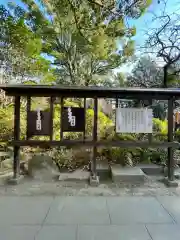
<box><xmin>83</xmin><ymin>98</ymin><xmax>86</xmax><ymax>141</ymax></box>
<box><xmin>92</xmin><ymin>97</ymin><xmax>98</xmax><ymax>177</ymax></box>
<box><xmin>13</xmin><ymin>96</ymin><xmax>21</xmax><ymax>178</ymax></box>
<box><xmin>2</xmin><ymin>85</ymin><xmax>180</xmax><ymax>100</ymax></box>
<box><xmin>26</xmin><ymin>96</ymin><xmax>31</xmax><ymax>140</ymax></box>
<box><xmin>60</xmin><ymin>97</ymin><xmax>64</xmax><ymax>140</ymax></box>
<box><xmin>168</xmin><ymin>97</ymin><xmax>175</xmax><ymax>181</ymax></box>
<box><xmin>9</xmin><ymin>140</ymin><xmax>180</xmax><ymax>148</ymax></box>
<box><xmin>148</xmin><ymin>99</ymin><xmax>153</xmax><ymax>143</ymax></box>
<box><xmin>49</xmin><ymin>97</ymin><xmax>54</xmax><ymax>141</ymax></box>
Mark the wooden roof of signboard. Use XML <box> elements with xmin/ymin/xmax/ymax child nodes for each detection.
<box><xmin>1</xmin><ymin>84</ymin><xmax>180</xmax><ymax>100</ymax></box>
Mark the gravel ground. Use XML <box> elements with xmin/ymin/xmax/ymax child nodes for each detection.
<box><xmin>0</xmin><ymin>174</ymin><xmax>180</xmax><ymax>197</ymax></box>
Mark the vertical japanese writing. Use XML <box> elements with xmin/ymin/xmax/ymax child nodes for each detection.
<box><xmin>67</xmin><ymin>107</ymin><xmax>76</xmax><ymax>127</ymax></box>
<box><xmin>36</xmin><ymin>108</ymin><xmax>42</xmax><ymax>131</ymax></box>
<box><xmin>116</xmin><ymin>108</ymin><xmax>152</xmax><ymax>133</ymax></box>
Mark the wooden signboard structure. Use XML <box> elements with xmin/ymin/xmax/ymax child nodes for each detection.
<box><xmin>1</xmin><ymin>85</ymin><xmax>180</xmax><ymax>185</ymax></box>
<box><xmin>61</xmin><ymin>107</ymin><xmax>85</xmax><ymax>133</ymax></box>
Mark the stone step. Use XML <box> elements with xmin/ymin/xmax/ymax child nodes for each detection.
<box><xmin>96</xmin><ymin>161</ymin><xmax>111</xmax><ymax>180</ymax></box>
<box><xmin>137</xmin><ymin>164</ymin><xmax>164</xmax><ymax>175</ymax></box>
<box><xmin>58</xmin><ymin>169</ymin><xmax>90</xmax><ymax>182</ymax></box>
<box><xmin>111</xmin><ymin>165</ymin><xmax>147</xmax><ymax>183</ymax></box>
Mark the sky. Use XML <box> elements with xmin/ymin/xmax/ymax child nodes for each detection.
<box><xmin>0</xmin><ymin>0</ymin><xmax>180</xmax><ymax>74</ymax></box>
<box><xmin>120</xmin><ymin>0</ymin><xmax>180</xmax><ymax>73</ymax></box>
<box><xmin>129</xmin><ymin>0</ymin><xmax>180</xmax><ymax>49</ymax></box>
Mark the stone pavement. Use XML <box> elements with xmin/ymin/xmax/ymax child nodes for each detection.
<box><xmin>0</xmin><ymin>196</ymin><xmax>180</xmax><ymax>239</ymax></box>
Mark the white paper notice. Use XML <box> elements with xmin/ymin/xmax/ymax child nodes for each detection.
<box><xmin>116</xmin><ymin>108</ymin><xmax>153</xmax><ymax>133</ymax></box>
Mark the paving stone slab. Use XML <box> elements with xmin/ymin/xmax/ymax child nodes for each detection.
<box><xmin>78</xmin><ymin>225</ymin><xmax>151</xmax><ymax>240</ymax></box>
<box><xmin>138</xmin><ymin>164</ymin><xmax>163</xmax><ymax>175</ymax></box>
<box><xmin>35</xmin><ymin>226</ymin><xmax>77</xmax><ymax>240</ymax></box>
<box><xmin>157</xmin><ymin>196</ymin><xmax>180</xmax><ymax>223</ymax></box>
<box><xmin>111</xmin><ymin>165</ymin><xmax>147</xmax><ymax>183</ymax></box>
<box><xmin>59</xmin><ymin>170</ymin><xmax>90</xmax><ymax>182</ymax></box>
<box><xmin>107</xmin><ymin>197</ymin><xmax>174</xmax><ymax>224</ymax></box>
<box><xmin>0</xmin><ymin>196</ymin><xmax>53</xmax><ymax>225</ymax></box>
<box><xmin>45</xmin><ymin>196</ymin><xmax>110</xmax><ymax>225</ymax></box>
<box><xmin>146</xmin><ymin>224</ymin><xmax>180</xmax><ymax>240</ymax></box>
<box><xmin>0</xmin><ymin>226</ymin><xmax>40</xmax><ymax>240</ymax></box>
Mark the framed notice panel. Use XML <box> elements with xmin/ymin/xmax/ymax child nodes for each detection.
<box><xmin>62</xmin><ymin>107</ymin><xmax>85</xmax><ymax>132</ymax></box>
<box><xmin>27</xmin><ymin>110</ymin><xmax>51</xmax><ymax>138</ymax></box>
<box><xmin>116</xmin><ymin>108</ymin><xmax>153</xmax><ymax>133</ymax></box>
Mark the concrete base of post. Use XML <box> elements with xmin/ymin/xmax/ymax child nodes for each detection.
<box><xmin>89</xmin><ymin>175</ymin><xmax>99</xmax><ymax>186</ymax></box>
<box><xmin>7</xmin><ymin>175</ymin><xmax>24</xmax><ymax>185</ymax></box>
<box><xmin>163</xmin><ymin>177</ymin><xmax>178</xmax><ymax>187</ymax></box>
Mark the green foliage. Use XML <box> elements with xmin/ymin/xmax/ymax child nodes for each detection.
<box><xmin>0</xmin><ymin>4</ymin><xmax>53</xmax><ymax>83</ymax></box>
<box><xmin>0</xmin><ymin>104</ymin><xmax>14</xmax><ymax>140</ymax></box>
<box><xmin>0</xmin><ymin>0</ymin><xmax>152</xmax><ymax>86</ymax></box>
<box><xmin>0</xmin><ymin>94</ymin><xmax>170</xmax><ymax>170</ymax></box>
<box><xmin>153</xmin><ymin>118</ymin><xmax>167</xmax><ymax>134</ymax></box>
<box><xmin>50</xmin><ymin>148</ymin><xmax>90</xmax><ymax>171</ymax></box>
<box><xmin>152</xmin><ymin>102</ymin><xmax>167</xmax><ymax>120</ymax></box>
<box><xmin>127</xmin><ymin>56</ymin><xmax>163</xmax><ymax>88</ymax></box>
<box><xmin>86</xmin><ymin>109</ymin><xmax>113</xmax><ymax>138</ymax></box>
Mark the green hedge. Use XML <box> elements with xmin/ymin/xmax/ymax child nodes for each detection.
<box><xmin>0</xmin><ymin>101</ymin><xmax>173</xmax><ymax>169</ymax></box>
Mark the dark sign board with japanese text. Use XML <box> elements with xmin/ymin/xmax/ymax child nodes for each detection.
<box><xmin>62</xmin><ymin>107</ymin><xmax>85</xmax><ymax>132</ymax></box>
<box><xmin>27</xmin><ymin>110</ymin><xmax>51</xmax><ymax>138</ymax></box>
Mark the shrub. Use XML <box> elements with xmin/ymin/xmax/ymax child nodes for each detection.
<box><xmin>153</xmin><ymin>118</ymin><xmax>167</xmax><ymax>134</ymax></box>
<box><xmin>47</xmin><ymin>147</ymin><xmax>91</xmax><ymax>171</ymax></box>
<box><xmin>0</xmin><ymin>98</ymin><xmax>172</xmax><ymax>170</ymax></box>
<box><xmin>86</xmin><ymin>109</ymin><xmax>113</xmax><ymax>139</ymax></box>
<box><xmin>0</xmin><ymin>104</ymin><xmax>14</xmax><ymax>141</ymax></box>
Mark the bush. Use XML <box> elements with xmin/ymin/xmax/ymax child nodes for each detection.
<box><xmin>0</xmin><ymin>104</ymin><xmax>14</xmax><ymax>141</ymax></box>
<box><xmin>0</xmin><ymin>98</ymin><xmax>171</xmax><ymax>170</ymax></box>
<box><xmin>86</xmin><ymin>109</ymin><xmax>113</xmax><ymax>139</ymax></box>
<box><xmin>47</xmin><ymin>147</ymin><xmax>91</xmax><ymax>172</ymax></box>
<box><xmin>153</xmin><ymin>118</ymin><xmax>167</xmax><ymax>134</ymax></box>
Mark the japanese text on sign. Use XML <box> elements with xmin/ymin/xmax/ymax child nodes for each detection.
<box><xmin>27</xmin><ymin>110</ymin><xmax>51</xmax><ymax>138</ymax></box>
<box><xmin>36</xmin><ymin>108</ymin><xmax>42</xmax><ymax>131</ymax></box>
<box><xmin>116</xmin><ymin>108</ymin><xmax>153</xmax><ymax>133</ymax></box>
<box><xmin>62</xmin><ymin>107</ymin><xmax>85</xmax><ymax>132</ymax></box>
<box><xmin>67</xmin><ymin>107</ymin><xmax>76</xmax><ymax>127</ymax></box>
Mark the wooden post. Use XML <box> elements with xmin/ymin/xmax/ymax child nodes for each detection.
<box><xmin>13</xmin><ymin>96</ymin><xmax>21</xmax><ymax>179</ymax></box>
<box><xmin>168</xmin><ymin>97</ymin><xmax>174</xmax><ymax>181</ymax></box>
<box><xmin>26</xmin><ymin>96</ymin><xmax>31</xmax><ymax>140</ymax></box>
<box><xmin>163</xmin><ymin>65</ymin><xmax>168</xmax><ymax>88</ymax></box>
<box><xmin>60</xmin><ymin>97</ymin><xmax>64</xmax><ymax>140</ymax></box>
<box><xmin>92</xmin><ymin>97</ymin><xmax>98</xmax><ymax>177</ymax></box>
<box><xmin>148</xmin><ymin>99</ymin><xmax>152</xmax><ymax>143</ymax></box>
<box><xmin>83</xmin><ymin>98</ymin><xmax>86</xmax><ymax>141</ymax></box>
<box><xmin>115</xmin><ymin>98</ymin><xmax>118</xmax><ymax>131</ymax></box>
<box><xmin>50</xmin><ymin>97</ymin><xmax>54</xmax><ymax>141</ymax></box>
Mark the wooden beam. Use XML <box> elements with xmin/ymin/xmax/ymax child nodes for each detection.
<box><xmin>168</xmin><ymin>97</ymin><xmax>175</xmax><ymax>181</ymax></box>
<box><xmin>2</xmin><ymin>85</ymin><xmax>180</xmax><ymax>100</ymax></box>
<box><xmin>148</xmin><ymin>99</ymin><xmax>153</xmax><ymax>143</ymax></box>
<box><xmin>92</xmin><ymin>97</ymin><xmax>98</xmax><ymax>177</ymax></box>
<box><xmin>83</xmin><ymin>98</ymin><xmax>86</xmax><ymax>141</ymax></box>
<box><xmin>26</xmin><ymin>96</ymin><xmax>31</xmax><ymax>140</ymax></box>
<box><xmin>49</xmin><ymin>97</ymin><xmax>54</xmax><ymax>141</ymax></box>
<box><xmin>9</xmin><ymin>140</ymin><xmax>180</xmax><ymax>148</ymax></box>
<box><xmin>60</xmin><ymin>97</ymin><xmax>64</xmax><ymax>140</ymax></box>
<box><xmin>13</xmin><ymin>96</ymin><xmax>21</xmax><ymax>178</ymax></box>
